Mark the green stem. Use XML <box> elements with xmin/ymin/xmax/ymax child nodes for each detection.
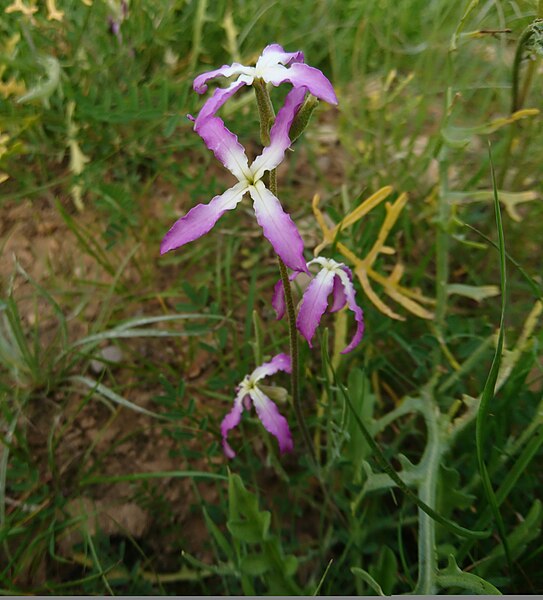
<box><xmin>253</xmin><ymin>79</ymin><xmax>315</xmax><ymax>464</ymax></box>
<box><xmin>276</xmin><ymin>255</ymin><xmax>316</xmax><ymax>464</ymax></box>
<box><xmin>413</xmin><ymin>395</ymin><xmax>441</xmax><ymax>595</ymax></box>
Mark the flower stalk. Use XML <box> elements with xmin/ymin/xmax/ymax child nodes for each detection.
<box><xmin>253</xmin><ymin>78</ymin><xmax>316</xmax><ymax>464</ymax></box>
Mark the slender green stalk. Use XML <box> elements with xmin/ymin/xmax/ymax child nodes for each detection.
<box><xmin>413</xmin><ymin>395</ymin><xmax>440</xmax><ymax>595</ymax></box>
<box><xmin>253</xmin><ymin>79</ymin><xmax>316</xmax><ymax>464</ymax></box>
<box><xmin>276</xmin><ymin>255</ymin><xmax>316</xmax><ymax>464</ymax></box>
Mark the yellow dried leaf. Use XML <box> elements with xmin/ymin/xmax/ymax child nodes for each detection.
<box><xmin>314</xmin><ymin>187</ymin><xmax>435</xmax><ymax>321</ymax></box>
<box><xmin>5</xmin><ymin>0</ymin><xmax>37</xmax><ymax>16</ymax></box>
<box><xmin>0</xmin><ymin>77</ymin><xmax>26</xmax><ymax>98</ymax></box>
<box><xmin>46</xmin><ymin>0</ymin><xmax>64</xmax><ymax>20</ymax></box>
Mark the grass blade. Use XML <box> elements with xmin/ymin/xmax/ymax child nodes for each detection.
<box><xmin>475</xmin><ymin>144</ymin><xmax>512</xmax><ymax>572</ymax></box>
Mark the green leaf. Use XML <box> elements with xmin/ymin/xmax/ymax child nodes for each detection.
<box><xmin>239</xmin><ymin>554</ymin><xmax>271</xmax><ymax>576</ymax></box>
<box><xmin>334</xmin><ymin>370</ymin><xmax>489</xmax><ymax>539</ymax></box>
<box><xmin>447</xmin><ymin>284</ymin><xmax>500</xmax><ymax>302</ymax></box>
<box><xmin>476</xmin><ymin>500</ymin><xmax>542</xmax><ymax>577</ymax></box>
<box><xmin>345</xmin><ymin>369</ymin><xmax>376</xmax><ymax>476</ymax></box>
<box><xmin>17</xmin><ymin>56</ymin><xmax>60</xmax><ymax>105</ymax></box>
<box><xmin>227</xmin><ymin>513</ymin><xmax>271</xmax><ymax>544</ymax></box>
<box><xmin>351</xmin><ymin>566</ymin><xmax>385</xmax><ymax>596</ymax></box>
<box><xmin>203</xmin><ymin>507</ymin><xmax>234</xmax><ymax>562</ymax></box>
<box><xmin>475</xmin><ymin>145</ymin><xmax>512</xmax><ymax>570</ymax></box>
<box><xmin>369</xmin><ymin>546</ymin><xmax>398</xmax><ymax>596</ymax></box>
<box><xmin>436</xmin><ymin>555</ymin><xmax>501</xmax><ymax>595</ymax></box>
<box><xmin>283</xmin><ymin>554</ymin><xmax>298</xmax><ymax>577</ymax></box>
<box><xmin>438</xmin><ymin>465</ymin><xmax>476</xmax><ymax>514</ymax></box>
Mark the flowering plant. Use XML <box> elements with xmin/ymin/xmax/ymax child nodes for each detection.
<box><xmin>221</xmin><ymin>354</ymin><xmax>293</xmax><ymax>458</ymax></box>
<box><xmin>162</xmin><ymin>44</ymin><xmax>363</xmax><ymax>459</ymax></box>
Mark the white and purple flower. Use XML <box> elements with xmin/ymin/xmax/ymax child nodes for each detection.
<box><xmin>221</xmin><ymin>353</ymin><xmax>293</xmax><ymax>459</ymax></box>
<box><xmin>273</xmin><ymin>257</ymin><xmax>365</xmax><ymax>354</ymax></box>
<box><xmin>192</xmin><ymin>43</ymin><xmax>338</xmax><ymax>125</ymax></box>
<box><xmin>160</xmin><ymin>87</ymin><xmax>308</xmax><ymax>272</ymax></box>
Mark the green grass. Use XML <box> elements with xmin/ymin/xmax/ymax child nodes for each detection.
<box><xmin>1</xmin><ymin>0</ymin><xmax>542</xmax><ymax>594</ymax></box>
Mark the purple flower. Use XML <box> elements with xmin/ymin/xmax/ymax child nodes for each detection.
<box><xmin>161</xmin><ymin>87</ymin><xmax>308</xmax><ymax>272</ymax></box>
<box><xmin>192</xmin><ymin>43</ymin><xmax>338</xmax><ymax>124</ymax></box>
<box><xmin>221</xmin><ymin>353</ymin><xmax>293</xmax><ymax>459</ymax></box>
<box><xmin>273</xmin><ymin>257</ymin><xmax>365</xmax><ymax>354</ymax></box>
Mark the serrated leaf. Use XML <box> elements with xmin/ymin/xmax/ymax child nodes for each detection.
<box><xmin>17</xmin><ymin>56</ymin><xmax>60</xmax><ymax>105</ymax></box>
<box><xmin>438</xmin><ymin>465</ymin><xmax>476</xmax><ymax>514</ymax></box>
<box><xmin>437</xmin><ymin>555</ymin><xmax>501</xmax><ymax>594</ymax></box>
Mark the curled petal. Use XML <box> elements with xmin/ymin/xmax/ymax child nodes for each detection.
<box><xmin>193</xmin><ymin>63</ymin><xmax>253</xmax><ymax>94</ymax></box>
<box><xmin>335</xmin><ymin>268</ymin><xmax>365</xmax><ymax>354</ymax></box>
<box><xmin>272</xmin><ymin>271</ymin><xmax>302</xmax><ymax>320</ymax></box>
<box><xmin>249</xmin><ymin>387</ymin><xmax>293</xmax><ymax>454</ymax></box>
<box><xmin>195</xmin><ymin>116</ymin><xmax>251</xmax><ymax>180</ymax></box>
<box><xmin>249</xmin><ymin>181</ymin><xmax>307</xmax><ymax>273</ymax></box>
<box><xmin>296</xmin><ymin>268</ymin><xmax>336</xmax><ymax>347</ymax></box>
<box><xmin>195</xmin><ymin>78</ymin><xmax>250</xmax><ymax>125</ymax></box>
<box><xmin>259</xmin><ymin>44</ymin><xmax>304</xmax><ymax>69</ymax></box>
<box><xmin>221</xmin><ymin>390</ymin><xmax>248</xmax><ymax>459</ymax></box>
<box><xmin>160</xmin><ymin>181</ymin><xmax>247</xmax><ymax>254</ymax></box>
<box><xmin>252</xmin><ymin>352</ymin><xmax>291</xmax><ymax>382</ymax></box>
<box><xmin>272</xmin><ymin>279</ymin><xmax>286</xmax><ymax>320</ymax></box>
<box><xmin>329</xmin><ymin>274</ymin><xmax>347</xmax><ymax>313</ymax></box>
<box><xmin>251</xmin><ymin>87</ymin><xmax>307</xmax><ymax>179</ymax></box>
<box><xmin>264</xmin><ymin>63</ymin><xmax>338</xmax><ymax>105</ymax></box>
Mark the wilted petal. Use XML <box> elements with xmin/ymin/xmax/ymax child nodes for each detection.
<box><xmin>221</xmin><ymin>389</ymin><xmax>247</xmax><ymax>459</ymax></box>
<box><xmin>296</xmin><ymin>268</ymin><xmax>336</xmax><ymax>347</ymax></box>
<box><xmin>258</xmin><ymin>44</ymin><xmax>304</xmax><ymax>69</ymax></box>
<box><xmin>249</xmin><ymin>387</ymin><xmax>293</xmax><ymax>454</ymax></box>
<box><xmin>264</xmin><ymin>63</ymin><xmax>338</xmax><ymax>105</ymax></box>
<box><xmin>160</xmin><ymin>181</ymin><xmax>247</xmax><ymax>254</ymax></box>
<box><xmin>196</xmin><ymin>116</ymin><xmax>252</xmax><ymax>180</ymax></box>
<box><xmin>329</xmin><ymin>274</ymin><xmax>347</xmax><ymax>313</ymax></box>
<box><xmin>251</xmin><ymin>87</ymin><xmax>307</xmax><ymax>179</ymax></box>
<box><xmin>193</xmin><ymin>63</ymin><xmax>254</xmax><ymax>94</ymax></box>
<box><xmin>249</xmin><ymin>181</ymin><xmax>307</xmax><ymax>273</ymax></box>
<box><xmin>252</xmin><ymin>352</ymin><xmax>291</xmax><ymax>382</ymax></box>
<box><xmin>335</xmin><ymin>268</ymin><xmax>365</xmax><ymax>354</ymax></box>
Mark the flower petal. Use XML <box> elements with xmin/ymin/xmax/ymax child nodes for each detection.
<box><xmin>249</xmin><ymin>181</ymin><xmax>307</xmax><ymax>272</ymax></box>
<box><xmin>249</xmin><ymin>387</ymin><xmax>293</xmax><ymax>454</ymax></box>
<box><xmin>193</xmin><ymin>63</ymin><xmax>253</xmax><ymax>94</ymax></box>
<box><xmin>195</xmin><ymin>115</ymin><xmax>252</xmax><ymax>180</ymax></box>
<box><xmin>329</xmin><ymin>274</ymin><xmax>347</xmax><ymax>313</ymax></box>
<box><xmin>251</xmin><ymin>87</ymin><xmax>307</xmax><ymax>179</ymax></box>
<box><xmin>252</xmin><ymin>352</ymin><xmax>291</xmax><ymax>382</ymax></box>
<box><xmin>335</xmin><ymin>268</ymin><xmax>365</xmax><ymax>354</ymax></box>
<box><xmin>272</xmin><ymin>271</ymin><xmax>303</xmax><ymax>320</ymax></box>
<box><xmin>264</xmin><ymin>63</ymin><xmax>338</xmax><ymax>105</ymax></box>
<box><xmin>258</xmin><ymin>44</ymin><xmax>304</xmax><ymax>69</ymax></box>
<box><xmin>296</xmin><ymin>268</ymin><xmax>336</xmax><ymax>347</ymax></box>
<box><xmin>220</xmin><ymin>389</ymin><xmax>247</xmax><ymax>459</ymax></box>
<box><xmin>194</xmin><ymin>78</ymin><xmax>250</xmax><ymax>125</ymax></box>
<box><xmin>272</xmin><ymin>278</ymin><xmax>286</xmax><ymax>320</ymax></box>
<box><xmin>160</xmin><ymin>181</ymin><xmax>247</xmax><ymax>254</ymax></box>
